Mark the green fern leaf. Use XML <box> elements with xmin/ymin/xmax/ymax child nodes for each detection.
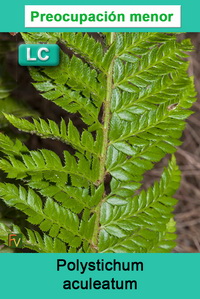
<box><xmin>0</xmin><ymin>223</ymin><xmax>66</xmax><ymax>253</ymax></box>
<box><xmin>0</xmin><ymin>32</ymin><xmax>196</xmax><ymax>253</ymax></box>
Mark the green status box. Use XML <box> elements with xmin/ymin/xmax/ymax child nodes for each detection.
<box><xmin>18</xmin><ymin>44</ymin><xmax>60</xmax><ymax>66</ymax></box>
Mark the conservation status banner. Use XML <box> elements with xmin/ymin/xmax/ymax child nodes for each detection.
<box><xmin>0</xmin><ymin>0</ymin><xmax>199</xmax><ymax>32</ymax></box>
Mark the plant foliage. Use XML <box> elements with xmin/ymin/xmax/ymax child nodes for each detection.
<box><xmin>0</xmin><ymin>40</ymin><xmax>36</xmax><ymax>128</ymax></box>
<box><xmin>0</xmin><ymin>32</ymin><xmax>196</xmax><ymax>253</ymax></box>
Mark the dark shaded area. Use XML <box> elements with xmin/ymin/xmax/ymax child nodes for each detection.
<box><xmin>0</xmin><ymin>32</ymin><xmax>200</xmax><ymax>253</ymax></box>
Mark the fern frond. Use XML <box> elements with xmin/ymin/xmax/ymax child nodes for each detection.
<box><xmin>0</xmin><ymin>148</ymin><xmax>99</xmax><ymax>186</ymax></box>
<box><xmin>27</xmin><ymin>180</ymin><xmax>104</xmax><ymax>213</ymax></box>
<box><xmin>4</xmin><ymin>114</ymin><xmax>102</xmax><ymax>156</ymax></box>
<box><xmin>0</xmin><ymin>133</ymin><xmax>28</xmax><ymax>156</ymax></box>
<box><xmin>60</xmin><ymin>33</ymin><xmax>104</xmax><ymax>72</ymax></box>
<box><xmin>99</xmin><ymin>156</ymin><xmax>180</xmax><ymax>252</ymax></box>
<box><xmin>0</xmin><ymin>32</ymin><xmax>196</xmax><ymax>253</ymax></box>
<box><xmin>41</xmin><ymin>53</ymin><xmax>105</xmax><ymax>104</ymax></box>
<box><xmin>32</xmin><ymin>78</ymin><xmax>101</xmax><ymax>128</ymax></box>
<box><xmin>115</xmin><ymin>32</ymin><xmax>176</xmax><ymax>57</ymax></box>
<box><xmin>0</xmin><ymin>183</ymin><xmax>86</xmax><ymax>246</ymax></box>
<box><xmin>0</xmin><ymin>223</ymin><xmax>66</xmax><ymax>253</ymax></box>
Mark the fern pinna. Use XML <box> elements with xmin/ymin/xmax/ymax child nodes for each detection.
<box><xmin>0</xmin><ymin>33</ymin><xmax>196</xmax><ymax>253</ymax></box>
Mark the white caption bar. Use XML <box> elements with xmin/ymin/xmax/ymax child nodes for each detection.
<box><xmin>25</xmin><ymin>5</ymin><xmax>181</xmax><ymax>28</ymax></box>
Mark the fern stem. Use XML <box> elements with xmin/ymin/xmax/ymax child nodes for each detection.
<box><xmin>91</xmin><ymin>32</ymin><xmax>116</xmax><ymax>252</ymax></box>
